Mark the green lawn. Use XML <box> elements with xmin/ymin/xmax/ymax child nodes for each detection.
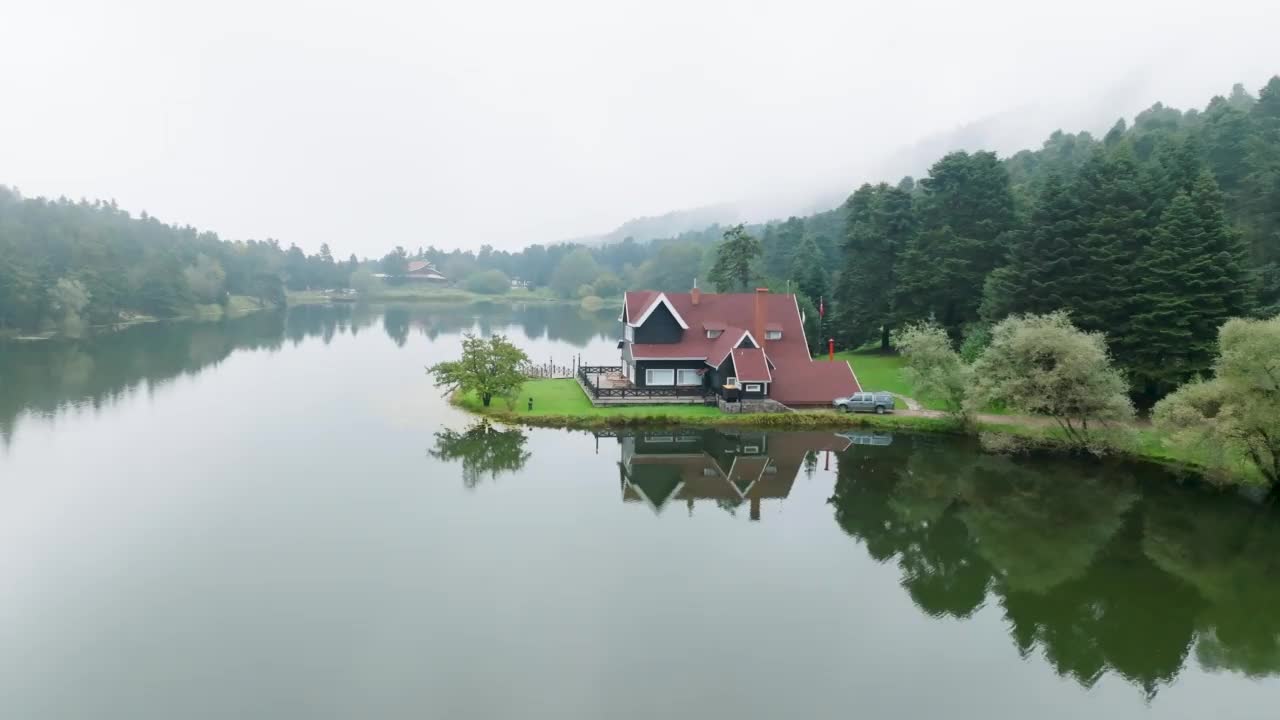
<box><xmin>829</xmin><ymin>350</ymin><xmax>1013</xmax><ymax>415</ymax></box>
<box><xmin>832</xmin><ymin>351</ymin><xmax>913</xmax><ymax>397</ymax></box>
<box><xmin>457</xmin><ymin>378</ymin><xmax>723</xmax><ymax>418</ymax></box>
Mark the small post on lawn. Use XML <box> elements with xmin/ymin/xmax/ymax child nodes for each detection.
<box><xmin>824</xmin><ymin>450</ymin><xmax>830</xmax><ymax>471</ymax></box>
<box><xmin>828</xmin><ymin>338</ymin><xmax>835</xmax><ymax>362</ymax></box>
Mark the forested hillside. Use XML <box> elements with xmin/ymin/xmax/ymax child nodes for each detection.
<box><xmin>0</xmin><ymin>188</ymin><xmax>354</xmax><ymax>333</ymax></box>
<box><xmin>826</xmin><ymin>77</ymin><xmax>1279</xmax><ymax>404</ymax></box>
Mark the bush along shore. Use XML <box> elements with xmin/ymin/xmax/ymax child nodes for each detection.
<box><xmin>447</xmin><ymin>379</ymin><xmax>1260</xmax><ymax>487</ymax></box>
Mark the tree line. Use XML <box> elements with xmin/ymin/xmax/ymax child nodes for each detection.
<box><xmin>0</xmin><ymin>187</ymin><xmax>359</xmax><ymax>334</ymax></box>
<box><xmin>826</xmin><ymin>77</ymin><xmax>1280</xmax><ymax>405</ymax></box>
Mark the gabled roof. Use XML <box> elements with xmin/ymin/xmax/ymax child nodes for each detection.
<box><xmin>730</xmin><ymin>348</ymin><xmax>772</xmax><ymax>383</ymax></box>
<box><xmin>626</xmin><ymin>292</ymin><xmax>689</xmax><ymax>329</ymax></box>
<box><xmin>706</xmin><ymin>328</ymin><xmax>755</xmax><ymax>367</ymax></box>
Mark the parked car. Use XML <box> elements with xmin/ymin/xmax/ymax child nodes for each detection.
<box><xmin>833</xmin><ymin>391</ymin><xmax>896</xmax><ymax>414</ymax></box>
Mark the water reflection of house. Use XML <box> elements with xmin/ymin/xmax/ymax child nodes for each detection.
<box><xmin>615</xmin><ymin>430</ymin><xmax>855</xmax><ymax>520</ymax></box>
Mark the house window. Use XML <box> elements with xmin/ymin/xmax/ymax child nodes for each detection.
<box><xmin>765</xmin><ymin>330</ymin><xmax>782</xmax><ymax>340</ymax></box>
<box><xmin>624</xmin><ymin>325</ymin><xmax>635</xmax><ymax>342</ymax></box>
<box><xmin>744</xmin><ymin>383</ymin><xmax>762</xmax><ymax>393</ymax></box>
<box><xmin>725</xmin><ymin>377</ymin><xmax>737</xmax><ymax>387</ymax></box>
<box><xmin>646</xmin><ymin>368</ymin><xmax>675</xmax><ymax>386</ymax></box>
<box><xmin>706</xmin><ymin>330</ymin><xmax>722</xmax><ymax>339</ymax></box>
<box><xmin>677</xmin><ymin>369</ymin><xmax>701</xmax><ymax>386</ymax></box>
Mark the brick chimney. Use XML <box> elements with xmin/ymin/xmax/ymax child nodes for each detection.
<box><xmin>691</xmin><ymin>278</ymin><xmax>701</xmax><ymax>306</ymax></box>
<box><xmin>754</xmin><ymin>287</ymin><xmax>768</xmax><ymax>348</ymax></box>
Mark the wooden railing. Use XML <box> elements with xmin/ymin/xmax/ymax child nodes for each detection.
<box><xmin>577</xmin><ymin>366</ymin><xmax>713</xmax><ymax>401</ymax></box>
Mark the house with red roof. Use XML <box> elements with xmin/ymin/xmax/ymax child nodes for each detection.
<box><xmin>618</xmin><ymin>286</ymin><xmax>860</xmax><ymax>407</ymax></box>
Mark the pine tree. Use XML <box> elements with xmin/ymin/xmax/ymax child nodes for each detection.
<box><xmin>1129</xmin><ymin>174</ymin><xmax>1253</xmax><ymax>399</ymax></box>
<box><xmin>1062</xmin><ymin>147</ymin><xmax>1154</xmax><ymax>368</ymax></box>
<box><xmin>831</xmin><ymin>182</ymin><xmax>915</xmax><ymax>349</ymax></box>
<box><xmin>1242</xmin><ymin>77</ymin><xmax>1280</xmax><ymax>311</ymax></box>
<box><xmin>893</xmin><ymin>151</ymin><xmax>1017</xmax><ymax>339</ymax></box>
<box><xmin>982</xmin><ymin>174</ymin><xmax>1083</xmax><ymax>319</ymax></box>
<box><xmin>789</xmin><ymin>235</ymin><xmax>828</xmax><ymax>304</ymax></box>
<box><xmin>708</xmin><ymin>224</ymin><xmax>762</xmax><ymax>292</ymax></box>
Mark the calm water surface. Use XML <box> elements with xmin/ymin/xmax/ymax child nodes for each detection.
<box><xmin>1</xmin><ymin>304</ymin><xmax>1278</xmax><ymax>719</ymax></box>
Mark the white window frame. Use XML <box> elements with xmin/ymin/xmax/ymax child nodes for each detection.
<box><xmin>725</xmin><ymin>376</ymin><xmax>738</xmax><ymax>387</ymax></box>
<box><xmin>765</xmin><ymin>330</ymin><xmax>782</xmax><ymax>340</ymax></box>
<box><xmin>645</xmin><ymin>368</ymin><xmax>675</xmax><ymax>386</ymax></box>
<box><xmin>676</xmin><ymin>369</ymin><xmax>701</xmax><ymax>386</ymax></box>
<box><xmin>744</xmin><ymin>383</ymin><xmax>762</xmax><ymax>393</ymax></box>
<box><xmin>624</xmin><ymin>325</ymin><xmax>635</xmax><ymax>342</ymax></box>
<box><xmin>706</xmin><ymin>330</ymin><xmax>722</xmax><ymax>339</ymax></box>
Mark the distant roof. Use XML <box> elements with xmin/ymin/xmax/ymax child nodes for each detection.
<box><xmin>406</xmin><ymin>260</ymin><xmax>447</xmax><ymax>279</ymax></box>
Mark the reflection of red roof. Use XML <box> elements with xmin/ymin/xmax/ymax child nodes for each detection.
<box><xmin>731</xmin><ymin>348</ymin><xmax>771</xmax><ymax>382</ymax></box>
<box><xmin>623</xmin><ymin>291</ymin><xmax>859</xmax><ymax>405</ymax></box>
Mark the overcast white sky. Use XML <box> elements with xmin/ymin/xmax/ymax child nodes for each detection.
<box><xmin>1</xmin><ymin>0</ymin><xmax>1277</xmax><ymax>257</ymax></box>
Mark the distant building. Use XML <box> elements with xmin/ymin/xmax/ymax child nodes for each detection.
<box><xmin>374</xmin><ymin>260</ymin><xmax>448</xmax><ymax>282</ymax></box>
<box><xmin>405</xmin><ymin>260</ymin><xmax>447</xmax><ymax>281</ymax></box>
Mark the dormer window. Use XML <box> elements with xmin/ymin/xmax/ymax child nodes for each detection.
<box><xmin>765</xmin><ymin>330</ymin><xmax>782</xmax><ymax>340</ymax></box>
<box><xmin>706</xmin><ymin>330</ymin><xmax>722</xmax><ymax>339</ymax></box>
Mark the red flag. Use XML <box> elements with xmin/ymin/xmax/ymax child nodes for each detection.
<box><xmin>819</xmin><ymin>297</ymin><xmax>825</xmax><ymax>318</ymax></box>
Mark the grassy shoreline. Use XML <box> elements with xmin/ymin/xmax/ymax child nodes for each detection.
<box><xmin>451</xmin><ymin>378</ymin><xmax>1257</xmax><ymax>485</ymax></box>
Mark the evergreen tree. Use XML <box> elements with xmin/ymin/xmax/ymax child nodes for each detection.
<box><xmin>708</xmin><ymin>224</ymin><xmax>762</xmax><ymax>292</ymax></box>
<box><xmin>789</xmin><ymin>235</ymin><xmax>828</xmax><ymax>304</ymax></box>
<box><xmin>894</xmin><ymin>151</ymin><xmax>1018</xmax><ymax>339</ymax></box>
<box><xmin>981</xmin><ymin>174</ymin><xmax>1082</xmax><ymax>319</ymax></box>
<box><xmin>831</xmin><ymin>182</ymin><xmax>915</xmax><ymax>349</ymax></box>
<box><xmin>1129</xmin><ymin>175</ymin><xmax>1252</xmax><ymax>399</ymax></box>
<box><xmin>1062</xmin><ymin>147</ymin><xmax>1154</xmax><ymax>368</ymax></box>
<box><xmin>761</xmin><ymin>216</ymin><xmax>804</xmax><ymax>280</ymax></box>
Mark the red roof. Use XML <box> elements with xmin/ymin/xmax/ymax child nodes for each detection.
<box><xmin>731</xmin><ymin>348</ymin><xmax>771</xmax><ymax>382</ymax></box>
<box><xmin>624</xmin><ymin>291</ymin><xmax>859</xmax><ymax>406</ymax></box>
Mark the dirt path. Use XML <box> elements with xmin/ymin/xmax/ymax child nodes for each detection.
<box><xmin>890</xmin><ymin>393</ymin><xmax>1060</xmax><ymax>428</ymax></box>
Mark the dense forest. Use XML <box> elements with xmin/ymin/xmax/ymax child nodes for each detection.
<box><xmin>0</xmin><ymin>187</ymin><xmax>357</xmax><ymax>333</ymax></box>
<box><xmin>3</xmin><ymin>76</ymin><xmax>1277</xmax><ymax>406</ymax></box>
<box><xmin>828</xmin><ymin>76</ymin><xmax>1280</xmax><ymax>404</ymax></box>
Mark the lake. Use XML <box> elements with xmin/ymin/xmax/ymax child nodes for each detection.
<box><xmin>1</xmin><ymin>303</ymin><xmax>1277</xmax><ymax>719</ymax></box>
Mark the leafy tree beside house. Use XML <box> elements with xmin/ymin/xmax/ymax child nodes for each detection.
<box><xmin>428</xmin><ymin>333</ymin><xmax>530</xmax><ymax>407</ymax></box>
<box><xmin>969</xmin><ymin>312</ymin><xmax>1135</xmax><ymax>453</ymax></box>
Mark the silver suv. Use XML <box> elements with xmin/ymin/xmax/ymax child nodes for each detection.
<box><xmin>833</xmin><ymin>391</ymin><xmax>896</xmax><ymax>414</ymax></box>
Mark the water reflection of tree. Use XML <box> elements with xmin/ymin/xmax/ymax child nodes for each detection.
<box><xmin>0</xmin><ymin>310</ymin><xmax>291</xmax><ymax>446</ymax></box>
<box><xmin>429</xmin><ymin>421</ymin><xmax>531</xmax><ymax>488</ymax></box>
<box><xmin>829</xmin><ymin>436</ymin><xmax>1280</xmax><ymax>693</ymax></box>
<box><xmin>1143</xmin><ymin>488</ymin><xmax>1280</xmax><ymax>678</ymax></box>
